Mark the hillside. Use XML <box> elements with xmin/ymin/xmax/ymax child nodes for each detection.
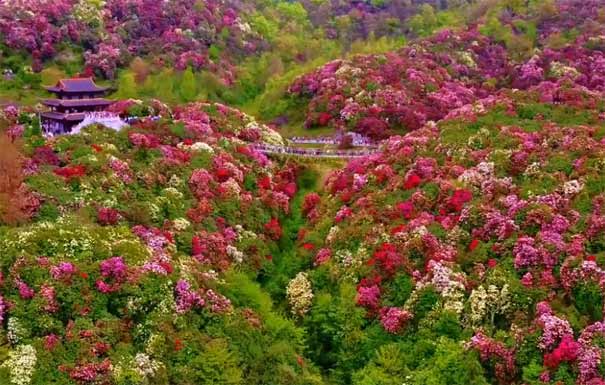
<box><xmin>0</xmin><ymin>101</ymin><xmax>330</xmax><ymax>384</ymax></box>
<box><xmin>2</xmin><ymin>1</ymin><xmax>605</xmax><ymax>385</ymax></box>
<box><xmin>286</xmin><ymin>0</ymin><xmax>605</xmax><ymax>138</ymax></box>
<box><xmin>0</xmin><ymin>0</ymin><xmax>458</xmax><ymax>106</ymax></box>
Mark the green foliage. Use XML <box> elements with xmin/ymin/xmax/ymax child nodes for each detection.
<box><xmin>521</xmin><ymin>361</ymin><xmax>545</xmax><ymax>385</ymax></box>
<box><xmin>115</xmin><ymin>71</ymin><xmax>137</xmax><ymax>99</ymax></box>
<box><xmin>153</xmin><ymin>68</ymin><xmax>178</xmax><ymax>102</ymax></box>
<box><xmin>412</xmin><ymin>286</ymin><xmax>440</xmax><ymax>321</ymax></box>
<box><xmin>546</xmin><ymin>153</ymin><xmax>574</xmax><ymax>176</ymax></box>
<box><xmin>39</xmin><ymin>67</ymin><xmax>66</xmax><ymax>85</ymax></box>
<box><xmin>411</xmin><ymin>338</ymin><xmax>489</xmax><ymax>385</ymax></box>
<box><xmin>275</xmin><ymin>2</ymin><xmax>309</xmax><ymax>26</ymax></box>
<box><xmin>172</xmin><ymin>339</ymin><xmax>243</xmax><ymax>385</ymax></box>
<box><xmin>249</xmin><ymin>13</ymin><xmax>279</xmax><ymax>42</ymax></box>
<box><xmin>479</xmin><ymin>15</ymin><xmax>513</xmax><ymax>43</ymax></box>
<box><xmin>208</xmin><ymin>45</ymin><xmax>221</xmax><ymax>61</ymax></box>
<box><xmin>304</xmin><ymin>283</ymin><xmax>366</xmax><ymax>372</ymax></box>
<box><xmin>36</xmin><ymin>202</ymin><xmax>60</xmax><ymax>222</ymax></box>
<box><xmin>408</xmin><ymin>4</ymin><xmax>438</xmax><ymax>37</ymax></box>
<box><xmin>351</xmin><ymin>344</ymin><xmax>409</xmax><ymax>385</ymax></box>
<box><xmin>552</xmin><ymin>363</ymin><xmax>576</xmax><ymax>385</ymax></box>
<box><xmin>180</xmin><ymin>67</ymin><xmax>198</xmax><ymax>102</ymax></box>
<box><xmin>572</xmin><ymin>281</ymin><xmax>604</xmax><ymax>322</ymax></box>
<box><xmin>382</xmin><ymin>273</ymin><xmax>413</xmax><ymax>307</ymax></box>
<box><xmin>431</xmin><ymin>311</ymin><xmax>464</xmax><ymax>341</ymax></box>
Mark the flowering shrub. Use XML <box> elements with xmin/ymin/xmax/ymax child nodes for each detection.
<box><xmin>1</xmin><ymin>344</ymin><xmax>37</xmax><ymax>385</ymax></box>
<box><xmin>379</xmin><ymin>307</ymin><xmax>412</xmax><ymax>334</ymax></box>
<box><xmin>96</xmin><ymin>207</ymin><xmax>120</xmax><ymax>226</ymax></box>
<box><xmin>286</xmin><ymin>272</ymin><xmax>313</xmax><ymax>316</ymax></box>
<box><xmin>264</xmin><ymin>218</ymin><xmax>283</xmax><ymax>241</ymax></box>
<box><xmin>543</xmin><ymin>334</ymin><xmax>580</xmax><ymax>369</ymax></box>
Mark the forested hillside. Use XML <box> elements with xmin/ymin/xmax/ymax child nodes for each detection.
<box><xmin>1</xmin><ymin>0</ymin><xmax>460</xmax><ymax>107</ymax></box>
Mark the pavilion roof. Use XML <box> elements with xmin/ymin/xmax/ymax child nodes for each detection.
<box><xmin>42</xmin><ymin>98</ymin><xmax>113</xmax><ymax>108</ymax></box>
<box><xmin>41</xmin><ymin>112</ymin><xmax>87</xmax><ymax>121</ymax></box>
<box><xmin>44</xmin><ymin>78</ymin><xmax>108</xmax><ymax>93</ymax></box>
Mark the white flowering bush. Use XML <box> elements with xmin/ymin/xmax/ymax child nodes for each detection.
<box><xmin>468</xmin><ymin>284</ymin><xmax>511</xmax><ymax>327</ymax></box>
<box><xmin>286</xmin><ymin>272</ymin><xmax>314</xmax><ymax>316</ymax></box>
<box><xmin>1</xmin><ymin>345</ymin><xmax>37</xmax><ymax>385</ymax></box>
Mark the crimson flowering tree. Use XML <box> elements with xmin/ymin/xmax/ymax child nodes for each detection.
<box><xmin>0</xmin><ymin>134</ymin><xmax>39</xmax><ymax>224</ymax></box>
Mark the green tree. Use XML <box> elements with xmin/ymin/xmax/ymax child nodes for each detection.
<box><xmin>249</xmin><ymin>13</ymin><xmax>279</xmax><ymax>42</ymax></box>
<box><xmin>153</xmin><ymin>68</ymin><xmax>177</xmax><ymax>102</ymax></box>
<box><xmin>573</xmin><ymin>281</ymin><xmax>604</xmax><ymax>322</ymax></box>
<box><xmin>176</xmin><ymin>339</ymin><xmax>243</xmax><ymax>385</ymax></box>
<box><xmin>276</xmin><ymin>2</ymin><xmax>309</xmax><ymax>26</ymax></box>
<box><xmin>116</xmin><ymin>71</ymin><xmax>137</xmax><ymax>99</ymax></box>
<box><xmin>352</xmin><ymin>344</ymin><xmax>409</xmax><ymax>385</ymax></box>
<box><xmin>412</xmin><ymin>338</ymin><xmax>489</xmax><ymax>385</ymax></box>
<box><xmin>180</xmin><ymin>67</ymin><xmax>198</xmax><ymax>102</ymax></box>
<box><xmin>408</xmin><ymin>4</ymin><xmax>438</xmax><ymax>37</ymax></box>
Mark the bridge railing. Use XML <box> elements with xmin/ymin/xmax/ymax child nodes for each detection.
<box><xmin>252</xmin><ymin>143</ymin><xmax>379</xmax><ymax>158</ymax></box>
<box><xmin>72</xmin><ymin>112</ymin><xmax>128</xmax><ymax>134</ymax></box>
<box><xmin>288</xmin><ymin>134</ymin><xmax>380</xmax><ymax>148</ymax></box>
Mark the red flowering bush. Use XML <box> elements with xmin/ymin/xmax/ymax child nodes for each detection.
<box><xmin>302</xmin><ymin>192</ymin><xmax>321</xmax><ymax>216</ymax></box>
<box><xmin>371</xmin><ymin>243</ymin><xmax>405</xmax><ymax>276</ymax></box>
<box><xmin>97</xmin><ymin>207</ymin><xmax>120</xmax><ymax>226</ymax></box>
<box><xmin>53</xmin><ymin>165</ymin><xmax>86</xmax><ymax>181</ymax></box>
<box><xmin>543</xmin><ymin>334</ymin><xmax>580</xmax><ymax>369</ymax></box>
<box><xmin>264</xmin><ymin>218</ymin><xmax>283</xmax><ymax>240</ymax></box>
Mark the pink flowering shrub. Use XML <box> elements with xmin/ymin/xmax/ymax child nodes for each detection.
<box><xmin>379</xmin><ymin>307</ymin><xmax>412</xmax><ymax>334</ymax></box>
<box><xmin>175</xmin><ymin>279</ymin><xmax>205</xmax><ymax>313</ymax></box>
<box><xmin>356</xmin><ymin>283</ymin><xmax>381</xmax><ymax>310</ymax></box>
<box><xmin>469</xmin><ymin>332</ymin><xmax>516</xmax><ymax>383</ymax></box>
<box><xmin>95</xmin><ymin>256</ymin><xmax>128</xmax><ymax>293</ymax></box>
<box><xmin>67</xmin><ymin>359</ymin><xmax>112</xmax><ymax>384</ymax></box>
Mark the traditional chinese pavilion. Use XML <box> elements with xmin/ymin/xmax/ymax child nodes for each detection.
<box><xmin>41</xmin><ymin>78</ymin><xmax>113</xmax><ymax>135</ymax></box>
